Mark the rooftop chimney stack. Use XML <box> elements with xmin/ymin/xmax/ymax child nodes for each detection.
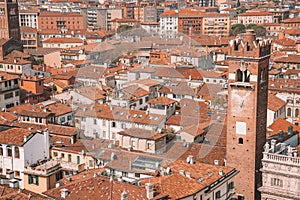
<box><xmin>60</xmin><ymin>188</ymin><xmax>69</xmax><ymax>199</ymax></box>
<box><xmin>145</xmin><ymin>182</ymin><xmax>154</xmax><ymax>199</ymax></box>
<box><xmin>121</xmin><ymin>190</ymin><xmax>128</xmax><ymax>200</ymax></box>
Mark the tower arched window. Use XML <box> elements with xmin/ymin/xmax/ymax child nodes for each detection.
<box><xmin>238</xmin><ymin>138</ymin><xmax>243</xmax><ymax>144</ymax></box>
<box><xmin>236</xmin><ymin>69</ymin><xmax>250</xmax><ymax>82</ymax></box>
<box><xmin>295</xmin><ymin>109</ymin><xmax>299</xmax><ymax>118</ymax></box>
<box><xmin>287</xmin><ymin>108</ymin><xmax>292</xmax><ymax>117</ymax></box>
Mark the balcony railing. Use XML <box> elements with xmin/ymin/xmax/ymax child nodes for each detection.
<box><xmin>263</xmin><ymin>152</ymin><xmax>300</xmax><ymax>166</ymax></box>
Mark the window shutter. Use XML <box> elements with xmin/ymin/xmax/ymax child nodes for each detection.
<box><xmin>28</xmin><ymin>175</ymin><xmax>32</xmax><ymax>184</ymax></box>
<box><xmin>35</xmin><ymin>176</ymin><xmax>39</xmax><ymax>186</ymax></box>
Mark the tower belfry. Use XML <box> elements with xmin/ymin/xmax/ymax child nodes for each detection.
<box><xmin>226</xmin><ymin>30</ymin><xmax>271</xmax><ymax>200</ymax></box>
<box><xmin>0</xmin><ymin>0</ymin><xmax>20</xmax><ymax>40</ymax></box>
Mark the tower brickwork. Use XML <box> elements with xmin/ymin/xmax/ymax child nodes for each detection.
<box><xmin>0</xmin><ymin>0</ymin><xmax>20</xmax><ymax>40</ymax></box>
<box><xmin>226</xmin><ymin>30</ymin><xmax>271</xmax><ymax>200</ymax></box>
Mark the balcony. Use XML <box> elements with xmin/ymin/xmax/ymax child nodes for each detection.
<box><xmin>262</xmin><ymin>152</ymin><xmax>300</xmax><ymax>166</ymax></box>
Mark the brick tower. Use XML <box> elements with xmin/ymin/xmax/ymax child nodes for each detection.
<box><xmin>226</xmin><ymin>30</ymin><xmax>271</xmax><ymax>200</ymax></box>
<box><xmin>0</xmin><ymin>0</ymin><xmax>20</xmax><ymax>40</ymax></box>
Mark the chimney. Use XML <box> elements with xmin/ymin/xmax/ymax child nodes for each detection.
<box><xmin>218</xmin><ymin>170</ymin><xmax>224</xmax><ymax>176</ymax></box>
<box><xmin>44</xmin><ymin>129</ymin><xmax>50</xmax><ymax>159</ymax></box>
<box><xmin>189</xmin><ymin>155</ymin><xmax>195</xmax><ymax>165</ymax></box>
<box><xmin>60</xmin><ymin>188</ymin><xmax>69</xmax><ymax>199</ymax></box>
<box><xmin>185</xmin><ymin>172</ymin><xmax>191</xmax><ymax>178</ymax></box>
<box><xmin>121</xmin><ymin>190</ymin><xmax>128</xmax><ymax>200</ymax></box>
<box><xmin>24</xmin><ymin>136</ymin><xmax>27</xmax><ymax>142</ymax></box>
<box><xmin>145</xmin><ymin>183</ymin><xmax>154</xmax><ymax>199</ymax></box>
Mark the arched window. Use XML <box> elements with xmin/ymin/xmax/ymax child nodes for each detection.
<box><xmin>0</xmin><ymin>145</ymin><xmax>3</xmax><ymax>156</ymax></box>
<box><xmin>237</xmin><ymin>69</ymin><xmax>243</xmax><ymax>82</ymax></box>
<box><xmin>7</xmin><ymin>146</ymin><xmax>12</xmax><ymax>157</ymax></box>
<box><xmin>238</xmin><ymin>138</ymin><xmax>243</xmax><ymax>144</ymax></box>
<box><xmin>295</xmin><ymin>109</ymin><xmax>299</xmax><ymax>118</ymax></box>
<box><xmin>287</xmin><ymin>108</ymin><xmax>292</xmax><ymax>117</ymax></box>
<box><xmin>14</xmin><ymin>147</ymin><xmax>20</xmax><ymax>159</ymax></box>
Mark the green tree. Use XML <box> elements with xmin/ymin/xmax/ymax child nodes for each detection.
<box><xmin>230</xmin><ymin>23</ymin><xmax>246</xmax><ymax>36</ymax></box>
<box><xmin>246</xmin><ymin>24</ymin><xmax>266</xmax><ymax>37</ymax></box>
<box><xmin>117</xmin><ymin>25</ymin><xmax>133</xmax><ymax>33</ymax></box>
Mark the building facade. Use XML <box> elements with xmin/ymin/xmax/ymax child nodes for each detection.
<box><xmin>259</xmin><ymin>141</ymin><xmax>300</xmax><ymax>200</ymax></box>
<box><xmin>0</xmin><ymin>72</ymin><xmax>20</xmax><ymax>109</ymax></box>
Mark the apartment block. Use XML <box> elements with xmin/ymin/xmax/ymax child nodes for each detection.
<box><xmin>0</xmin><ymin>72</ymin><xmax>20</xmax><ymax>109</ymax></box>
<box><xmin>19</xmin><ymin>10</ymin><xmax>39</xmax><ymax>29</ymax></box>
<box><xmin>38</xmin><ymin>12</ymin><xmax>84</xmax><ymax>30</ymax></box>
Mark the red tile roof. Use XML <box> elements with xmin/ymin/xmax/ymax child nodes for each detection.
<box><xmin>239</xmin><ymin>11</ymin><xmax>273</xmax><ymax>16</ymax></box>
<box><xmin>268</xmin><ymin>93</ymin><xmax>286</xmax><ymax>112</ymax></box>
<box><xmin>160</xmin><ymin>10</ymin><xmax>178</xmax><ymax>17</ymax></box>
<box><xmin>148</xmin><ymin>96</ymin><xmax>177</xmax><ymax>106</ymax></box>
<box><xmin>0</xmin><ymin>128</ymin><xmax>34</xmax><ymax>146</ymax></box>
<box><xmin>43</xmin><ymin>37</ymin><xmax>84</xmax><ymax>44</ymax></box>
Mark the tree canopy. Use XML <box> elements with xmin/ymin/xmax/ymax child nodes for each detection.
<box><xmin>230</xmin><ymin>24</ymin><xmax>266</xmax><ymax>37</ymax></box>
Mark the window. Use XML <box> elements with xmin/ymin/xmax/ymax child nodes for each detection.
<box><xmin>61</xmin><ymin>153</ymin><xmax>65</xmax><ymax>158</ymax></box>
<box><xmin>121</xmin><ymin>123</ymin><xmax>126</xmax><ymax>129</ymax></box>
<box><xmin>237</xmin><ymin>195</ymin><xmax>244</xmax><ymax>200</ymax></box>
<box><xmin>295</xmin><ymin>109</ymin><xmax>299</xmax><ymax>118</ymax></box>
<box><xmin>28</xmin><ymin>175</ymin><xmax>39</xmax><ymax>185</ymax></box>
<box><xmin>102</xmin><ymin>120</ymin><xmax>106</xmax><ymax>126</ymax></box>
<box><xmin>131</xmin><ymin>140</ymin><xmax>136</xmax><ymax>148</ymax></box>
<box><xmin>14</xmin><ymin>171</ymin><xmax>20</xmax><ymax>178</ymax></box>
<box><xmin>0</xmin><ymin>145</ymin><xmax>2</xmax><ymax>156</ymax></box>
<box><xmin>14</xmin><ymin>147</ymin><xmax>20</xmax><ymax>158</ymax></box>
<box><xmin>238</xmin><ymin>138</ymin><xmax>243</xmax><ymax>144</ymax></box>
<box><xmin>93</xmin><ymin>119</ymin><xmax>97</xmax><ymax>125</ymax></box>
<box><xmin>7</xmin><ymin>146</ymin><xmax>12</xmax><ymax>157</ymax></box>
<box><xmin>55</xmin><ymin>171</ymin><xmax>63</xmax><ymax>181</ymax></box>
<box><xmin>112</xmin><ymin>122</ymin><xmax>116</xmax><ymax>128</ymax></box>
<box><xmin>147</xmin><ymin>143</ymin><xmax>152</xmax><ymax>150</ymax></box>
<box><xmin>77</xmin><ymin>156</ymin><xmax>80</xmax><ymax>164</ymax></box>
<box><xmin>227</xmin><ymin>181</ymin><xmax>234</xmax><ymax>191</ymax></box>
<box><xmin>215</xmin><ymin>191</ymin><xmax>221</xmax><ymax>199</ymax></box>
<box><xmin>60</xmin><ymin>117</ymin><xmax>66</xmax><ymax>123</ymax></box>
<box><xmin>271</xmin><ymin>178</ymin><xmax>283</xmax><ymax>187</ymax></box>
<box><xmin>68</xmin><ymin>154</ymin><xmax>72</xmax><ymax>162</ymax></box>
<box><xmin>287</xmin><ymin>108</ymin><xmax>292</xmax><ymax>117</ymax></box>
<box><xmin>67</xmin><ymin>115</ymin><xmax>72</xmax><ymax>120</ymax></box>
<box><xmin>53</xmin><ymin>152</ymin><xmax>58</xmax><ymax>157</ymax></box>
<box><xmin>15</xmin><ymin>91</ymin><xmax>19</xmax><ymax>96</ymax></box>
<box><xmin>139</xmin><ymin>99</ymin><xmax>143</xmax><ymax>105</ymax></box>
<box><xmin>4</xmin><ymin>92</ymin><xmax>13</xmax><ymax>99</ymax></box>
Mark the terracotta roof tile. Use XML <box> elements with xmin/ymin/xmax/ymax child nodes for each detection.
<box><xmin>0</xmin><ymin>127</ymin><xmax>34</xmax><ymax>146</ymax></box>
<box><xmin>268</xmin><ymin>93</ymin><xmax>286</xmax><ymax>112</ymax></box>
<box><xmin>43</xmin><ymin>37</ymin><xmax>84</xmax><ymax>44</ymax></box>
<box><xmin>148</xmin><ymin>96</ymin><xmax>177</xmax><ymax>106</ymax></box>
